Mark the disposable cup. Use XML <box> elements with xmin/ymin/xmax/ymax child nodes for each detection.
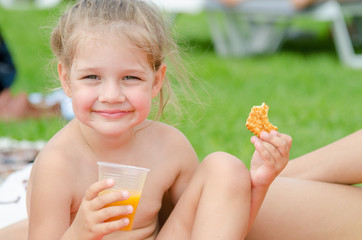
<box><xmin>97</xmin><ymin>162</ymin><xmax>150</xmax><ymax>231</ymax></box>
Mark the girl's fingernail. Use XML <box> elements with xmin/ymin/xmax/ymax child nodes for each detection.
<box><xmin>251</xmin><ymin>135</ymin><xmax>259</xmax><ymax>142</ymax></box>
<box><xmin>106</xmin><ymin>178</ymin><xmax>115</xmax><ymax>185</ymax></box>
<box><xmin>122</xmin><ymin>191</ymin><xmax>130</xmax><ymax>198</ymax></box>
<box><xmin>260</xmin><ymin>131</ymin><xmax>268</xmax><ymax>138</ymax></box>
<box><xmin>270</xmin><ymin>130</ymin><xmax>278</xmax><ymax>136</ymax></box>
<box><xmin>255</xmin><ymin>140</ymin><xmax>262</xmax><ymax>148</ymax></box>
<box><xmin>126</xmin><ymin>205</ymin><xmax>133</xmax><ymax>213</ymax></box>
<box><xmin>123</xmin><ymin>218</ymin><xmax>130</xmax><ymax>225</ymax></box>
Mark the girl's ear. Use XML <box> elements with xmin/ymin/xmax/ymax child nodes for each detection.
<box><xmin>152</xmin><ymin>64</ymin><xmax>166</xmax><ymax>98</ymax></box>
<box><xmin>58</xmin><ymin>62</ymin><xmax>71</xmax><ymax>98</ymax></box>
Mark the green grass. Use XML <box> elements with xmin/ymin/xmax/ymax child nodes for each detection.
<box><xmin>1</xmin><ymin>5</ymin><xmax>362</xmax><ymax>167</ymax></box>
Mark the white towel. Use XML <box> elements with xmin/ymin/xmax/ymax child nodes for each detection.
<box><xmin>0</xmin><ymin>164</ymin><xmax>32</xmax><ymax>229</ymax></box>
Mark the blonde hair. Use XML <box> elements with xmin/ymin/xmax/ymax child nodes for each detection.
<box><xmin>51</xmin><ymin>0</ymin><xmax>196</xmax><ymax>120</ymax></box>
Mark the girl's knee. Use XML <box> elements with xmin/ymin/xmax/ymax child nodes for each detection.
<box><xmin>201</xmin><ymin>152</ymin><xmax>249</xmax><ymax>176</ymax></box>
<box><xmin>201</xmin><ymin>152</ymin><xmax>251</xmax><ymax>192</ymax></box>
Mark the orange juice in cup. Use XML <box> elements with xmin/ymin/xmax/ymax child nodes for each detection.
<box><xmin>97</xmin><ymin>162</ymin><xmax>150</xmax><ymax>231</ymax></box>
<box><xmin>99</xmin><ymin>189</ymin><xmax>142</xmax><ymax>231</ymax></box>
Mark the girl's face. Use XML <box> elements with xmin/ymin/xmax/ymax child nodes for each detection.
<box><xmin>58</xmin><ymin>32</ymin><xmax>165</xmax><ymax>137</ymax></box>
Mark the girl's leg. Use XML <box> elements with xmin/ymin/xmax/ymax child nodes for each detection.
<box><xmin>281</xmin><ymin>129</ymin><xmax>362</xmax><ymax>184</ymax></box>
<box><xmin>0</xmin><ymin>219</ymin><xmax>28</xmax><ymax>240</ymax></box>
<box><xmin>157</xmin><ymin>152</ymin><xmax>251</xmax><ymax>240</ymax></box>
<box><xmin>247</xmin><ymin>177</ymin><xmax>362</xmax><ymax>240</ymax></box>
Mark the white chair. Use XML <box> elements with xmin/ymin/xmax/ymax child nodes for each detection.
<box><xmin>205</xmin><ymin>0</ymin><xmax>362</xmax><ymax>69</ymax></box>
<box><xmin>0</xmin><ymin>0</ymin><xmax>61</xmax><ymax>9</ymax></box>
<box><xmin>150</xmin><ymin>0</ymin><xmax>205</xmax><ymax>22</ymax></box>
<box><xmin>150</xmin><ymin>0</ymin><xmax>205</xmax><ymax>15</ymax></box>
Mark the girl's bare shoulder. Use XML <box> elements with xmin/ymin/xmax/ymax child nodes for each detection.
<box><xmin>141</xmin><ymin>120</ymin><xmax>198</xmax><ymax>164</ymax></box>
<box><xmin>31</xmin><ymin>120</ymin><xmax>86</xmax><ymax>180</ymax></box>
<box><xmin>142</xmin><ymin>120</ymin><xmax>190</xmax><ymax>143</ymax></box>
<box><xmin>37</xmin><ymin>122</ymin><xmax>75</xmax><ymax>157</ymax></box>
<box><xmin>28</xmin><ymin>121</ymin><xmax>89</xmax><ymax>205</ymax></box>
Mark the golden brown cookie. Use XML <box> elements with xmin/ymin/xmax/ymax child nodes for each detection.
<box><xmin>245</xmin><ymin>102</ymin><xmax>278</xmax><ymax>137</ymax></box>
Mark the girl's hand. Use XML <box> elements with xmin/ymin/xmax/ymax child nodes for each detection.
<box><xmin>250</xmin><ymin>130</ymin><xmax>292</xmax><ymax>188</ymax></box>
<box><xmin>68</xmin><ymin>179</ymin><xmax>133</xmax><ymax>239</ymax></box>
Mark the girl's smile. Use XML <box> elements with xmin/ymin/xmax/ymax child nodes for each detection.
<box><xmin>92</xmin><ymin>108</ymin><xmax>134</xmax><ymax>120</ymax></box>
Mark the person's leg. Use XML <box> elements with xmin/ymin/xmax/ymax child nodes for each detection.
<box><xmin>157</xmin><ymin>152</ymin><xmax>251</xmax><ymax>240</ymax></box>
<box><xmin>292</xmin><ymin>0</ymin><xmax>362</xmax><ymax>10</ymax></box>
<box><xmin>247</xmin><ymin>177</ymin><xmax>362</xmax><ymax>240</ymax></box>
<box><xmin>292</xmin><ymin>0</ymin><xmax>315</xmax><ymax>9</ymax></box>
<box><xmin>0</xmin><ymin>219</ymin><xmax>28</xmax><ymax>240</ymax></box>
<box><xmin>0</xmin><ymin>89</ymin><xmax>12</xmax><ymax>112</ymax></box>
<box><xmin>216</xmin><ymin>0</ymin><xmax>243</xmax><ymax>7</ymax></box>
<box><xmin>0</xmin><ymin>90</ymin><xmax>60</xmax><ymax>121</ymax></box>
<box><xmin>281</xmin><ymin>129</ymin><xmax>362</xmax><ymax>184</ymax></box>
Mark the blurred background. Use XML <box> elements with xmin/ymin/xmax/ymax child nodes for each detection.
<box><xmin>1</xmin><ymin>0</ymin><xmax>362</xmax><ymax>170</ymax></box>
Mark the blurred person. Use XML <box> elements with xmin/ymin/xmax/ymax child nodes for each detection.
<box><xmin>0</xmin><ymin>30</ymin><xmax>16</xmax><ymax>92</ymax></box>
<box><xmin>293</xmin><ymin>0</ymin><xmax>362</xmax><ymax>9</ymax></box>
<box><xmin>0</xmin><ymin>31</ymin><xmax>73</xmax><ymax>121</ymax></box>
<box><xmin>216</xmin><ymin>0</ymin><xmax>362</xmax><ymax>10</ymax></box>
<box><xmin>0</xmin><ymin>30</ymin><xmax>34</xmax><ymax>120</ymax></box>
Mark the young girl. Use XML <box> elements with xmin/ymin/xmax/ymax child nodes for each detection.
<box><xmin>26</xmin><ymin>0</ymin><xmax>292</xmax><ymax>239</ymax></box>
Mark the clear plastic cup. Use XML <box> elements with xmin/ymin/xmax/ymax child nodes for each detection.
<box><xmin>97</xmin><ymin>162</ymin><xmax>150</xmax><ymax>231</ymax></box>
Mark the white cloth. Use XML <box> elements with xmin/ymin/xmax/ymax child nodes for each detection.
<box><xmin>0</xmin><ymin>164</ymin><xmax>32</xmax><ymax>229</ymax></box>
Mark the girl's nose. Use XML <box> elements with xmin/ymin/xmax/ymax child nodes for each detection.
<box><xmin>99</xmin><ymin>81</ymin><xmax>126</xmax><ymax>103</ymax></box>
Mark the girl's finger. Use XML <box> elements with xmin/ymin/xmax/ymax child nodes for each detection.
<box><xmin>93</xmin><ymin>218</ymin><xmax>130</xmax><ymax>236</ymax></box>
<box><xmin>92</xmin><ymin>190</ymin><xmax>130</xmax><ymax>211</ymax></box>
<box><xmin>254</xmin><ymin>137</ymin><xmax>282</xmax><ymax>164</ymax></box>
<box><xmin>84</xmin><ymin>178</ymin><xmax>115</xmax><ymax>201</ymax></box>
<box><xmin>260</xmin><ymin>131</ymin><xmax>292</xmax><ymax>157</ymax></box>
<box><xmin>96</xmin><ymin>204</ymin><xmax>133</xmax><ymax>223</ymax></box>
<box><xmin>275</xmin><ymin>132</ymin><xmax>293</xmax><ymax>150</ymax></box>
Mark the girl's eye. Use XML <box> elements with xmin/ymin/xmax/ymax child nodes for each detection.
<box><xmin>84</xmin><ymin>75</ymin><xmax>99</xmax><ymax>80</ymax></box>
<box><xmin>123</xmin><ymin>76</ymin><xmax>141</xmax><ymax>80</ymax></box>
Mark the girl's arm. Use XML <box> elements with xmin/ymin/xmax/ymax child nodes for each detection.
<box><xmin>28</xmin><ymin>154</ymin><xmax>131</xmax><ymax>240</ymax></box>
<box><xmin>248</xmin><ymin>131</ymin><xmax>292</xmax><ymax>232</ymax></box>
<box><xmin>27</xmin><ymin>154</ymin><xmax>75</xmax><ymax>239</ymax></box>
<box><xmin>281</xmin><ymin>129</ymin><xmax>362</xmax><ymax>184</ymax></box>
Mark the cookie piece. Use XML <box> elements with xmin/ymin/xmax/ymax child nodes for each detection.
<box><xmin>245</xmin><ymin>102</ymin><xmax>278</xmax><ymax>137</ymax></box>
